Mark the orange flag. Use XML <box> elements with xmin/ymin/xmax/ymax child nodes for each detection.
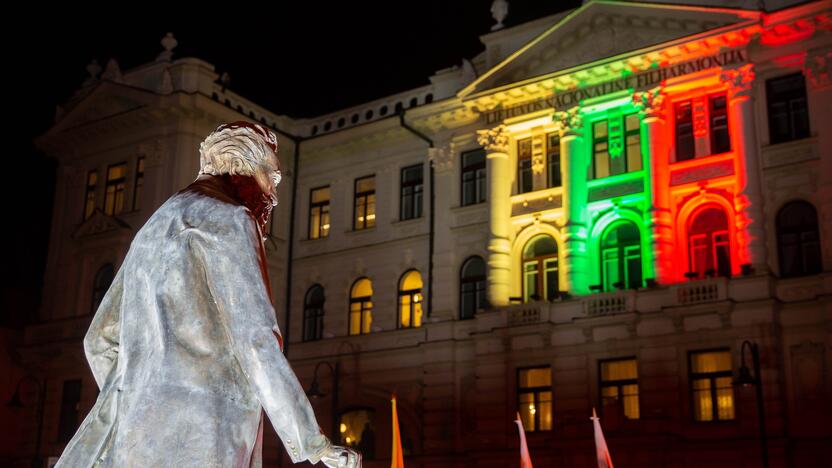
<box><xmin>514</xmin><ymin>412</ymin><xmax>534</xmax><ymax>468</ymax></box>
<box><xmin>591</xmin><ymin>408</ymin><xmax>614</xmax><ymax>468</ymax></box>
<box><xmin>391</xmin><ymin>395</ymin><xmax>405</xmax><ymax>468</ymax></box>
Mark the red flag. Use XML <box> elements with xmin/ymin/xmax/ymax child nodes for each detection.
<box><xmin>591</xmin><ymin>408</ymin><xmax>614</xmax><ymax>468</ymax></box>
<box><xmin>514</xmin><ymin>412</ymin><xmax>534</xmax><ymax>468</ymax></box>
<box><xmin>391</xmin><ymin>395</ymin><xmax>405</xmax><ymax>468</ymax></box>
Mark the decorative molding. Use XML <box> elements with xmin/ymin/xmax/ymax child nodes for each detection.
<box><xmin>587</xmin><ymin>179</ymin><xmax>644</xmax><ymax>202</ymax></box>
<box><xmin>720</xmin><ymin>64</ymin><xmax>755</xmax><ymax>99</ymax></box>
<box><xmin>476</xmin><ymin>125</ymin><xmax>510</xmax><ymax>153</ymax></box>
<box><xmin>670</xmin><ymin>159</ymin><xmax>734</xmax><ymax>186</ymax></box>
<box><xmin>632</xmin><ymin>87</ymin><xmax>666</xmax><ymax>118</ymax></box>
<box><xmin>553</xmin><ymin>107</ymin><xmax>583</xmax><ymax>135</ymax></box>
<box><xmin>427</xmin><ymin>142</ymin><xmax>456</xmax><ymax>172</ymax></box>
<box><xmin>805</xmin><ymin>48</ymin><xmax>831</xmax><ymax>90</ymax></box>
<box><xmin>73</xmin><ymin>209</ymin><xmax>131</xmax><ymax>240</ymax></box>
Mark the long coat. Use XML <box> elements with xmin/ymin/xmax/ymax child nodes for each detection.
<box><xmin>56</xmin><ymin>176</ymin><xmax>330</xmax><ymax>467</ymax></box>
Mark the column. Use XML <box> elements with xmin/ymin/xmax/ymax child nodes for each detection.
<box><xmin>722</xmin><ymin>64</ymin><xmax>768</xmax><ymax>272</ymax></box>
<box><xmin>477</xmin><ymin>125</ymin><xmax>512</xmax><ymax>307</ymax></box>
<box><xmin>805</xmin><ymin>48</ymin><xmax>832</xmax><ymax>270</ymax></box>
<box><xmin>553</xmin><ymin>108</ymin><xmax>589</xmax><ymax>294</ymax></box>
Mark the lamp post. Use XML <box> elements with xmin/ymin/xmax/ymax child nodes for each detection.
<box><xmin>735</xmin><ymin>340</ymin><xmax>768</xmax><ymax>468</ymax></box>
<box><xmin>7</xmin><ymin>376</ymin><xmax>46</xmax><ymax>468</ymax></box>
<box><xmin>306</xmin><ymin>361</ymin><xmax>340</xmax><ymax>443</ymax></box>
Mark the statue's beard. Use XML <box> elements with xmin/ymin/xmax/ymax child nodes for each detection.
<box><xmin>225</xmin><ymin>174</ymin><xmax>277</xmax><ymax>238</ymax></box>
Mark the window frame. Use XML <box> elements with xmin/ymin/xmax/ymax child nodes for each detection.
<box><xmin>353</xmin><ymin>175</ymin><xmax>376</xmax><ymax>231</ymax></box>
<box><xmin>766</xmin><ymin>72</ymin><xmax>810</xmax><ymax>145</ymax></box>
<box><xmin>397</xmin><ymin>270</ymin><xmax>423</xmax><ymax>329</ymax></box>
<box><xmin>83</xmin><ymin>169</ymin><xmax>98</xmax><ymax>220</ymax></box>
<box><xmin>461</xmin><ymin>149</ymin><xmax>486</xmax><ymax>206</ymax></box>
<box><xmin>399</xmin><ymin>164</ymin><xmax>423</xmax><ymax>221</ymax></box>
<box><xmin>517</xmin><ymin>137</ymin><xmax>533</xmax><ymax>194</ymax></box>
<box><xmin>516</xmin><ymin>365</ymin><xmax>553</xmax><ymax>433</ymax></box>
<box><xmin>308</xmin><ymin>185</ymin><xmax>331</xmax><ymax>240</ymax></box>
<box><xmin>598</xmin><ymin>357</ymin><xmax>640</xmax><ymax>420</ymax></box>
<box><xmin>104</xmin><ymin>162</ymin><xmax>128</xmax><ymax>216</ymax></box>
<box><xmin>348</xmin><ymin>278</ymin><xmax>373</xmax><ymax>335</ymax></box>
<box><xmin>459</xmin><ymin>256</ymin><xmax>486</xmax><ymax>320</ymax></box>
<box><xmin>546</xmin><ymin>132</ymin><xmax>562</xmax><ymax>188</ymax></box>
<box><xmin>302</xmin><ymin>284</ymin><xmax>325</xmax><ymax>342</ymax></box>
<box><xmin>688</xmin><ymin>348</ymin><xmax>735</xmax><ymax>423</ymax></box>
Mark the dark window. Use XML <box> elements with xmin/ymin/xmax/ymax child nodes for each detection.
<box><xmin>710</xmin><ymin>94</ymin><xmax>730</xmax><ymax>154</ymax></box>
<box><xmin>461</xmin><ymin>149</ymin><xmax>486</xmax><ymax>206</ymax></box>
<box><xmin>599</xmin><ymin>358</ymin><xmax>639</xmax><ymax>419</ymax></box>
<box><xmin>303</xmin><ymin>285</ymin><xmax>324</xmax><ymax>342</ymax></box>
<box><xmin>517</xmin><ymin>367</ymin><xmax>552</xmax><ymax>432</ymax></box>
<box><xmin>522</xmin><ymin>235</ymin><xmax>558</xmax><ymax>302</ymax></box>
<box><xmin>460</xmin><ymin>256</ymin><xmax>486</xmax><ymax>320</ymax></box>
<box><xmin>353</xmin><ymin>176</ymin><xmax>376</xmax><ymax>230</ymax></box>
<box><xmin>688</xmin><ymin>207</ymin><xmax>731</xmax><ymax>279</ymax></box>
<box><xmin>133</xmin><ymin>157</ymin><xmax>145</xmax><ymax>211</ymax></box>
<box><xmin>546</xmin><ymin>133</ymin><xmax>562</xmax><ymax>188</ymax></box>
<box><xmin>339</xmin><ymin>409</ymin><xmax>375</xmax><ymax>459</ymax></box>
<box><xmin>349</xmin><ymin>278</ymin><xmax>373</xmax><ymax>335</ymax></box>
<box><xmin>57</xmin><ymin>379</ymin><xmax>82</xmax><ymax>442</ymax></box>
<box><xmin>690</xmin><ymin>350</ymin><xmax>735</xmax><ymax>422</ymax></box>
<box><xmin>767</xmin><ymin>73</ymin><xmax>810</xmax><ymax>144</ymax></box>
<box><xmin>91</xmin><ymin>264</ymin><xmax>115</xmax><ymax>313</ymax></box>
<box><xmin>104</xmin><ymin>162</ymin><xmax>127</xmax><ymax>216</ymax></box>
<box><xmin>398</xmin><ymin>270</ymin><xmax>423</xmax><ymax>328</ymax></box>
<box><xmin>675</xmin><ymin>101</ymin><xmax>695</xmax><ymax>161</ymax></box>
<box><xmin>400</xmin><ymin>164</ymin><xmax>423</xmax><ymax>221</ymax></box>
<box><xmin>308</xmin><ymin>186</ymin><xmax>331</xmax><ymax>239</ymax></box>
<box><xmin>601</xmin><ymin>222</ymin><xmax>642</xmax><ymax>291</ymax></box>
<box><xmin>517</xmin><ymin>138</ymin><xmax>533</xmax><ymax>193</ymax></box>
<box><xmin>777</xmin><ymin>201</ymin><xmax>822</xmax><ymax>277</ymax></box>
<box><xmin>83</xmin><ymin>170</ymin><xmax>97</xmax><ymax>220</ymax></box>
<box><xmin>593</xmin><ymin>114</ymin><xmax>641</xmax><ymax>179</ymax></box>
<box><xmin>624</xmin><ymin>114</ymin><xmax>642</xmax><ymax>173</ymax></box>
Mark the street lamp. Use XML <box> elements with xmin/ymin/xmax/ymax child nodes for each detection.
<box><xmin>306</xmin><ymin>361</ymin><xmax>340</xmax><ymax>443</ymax></box>
<box><xmin>6</xmin><ymin>376</ymin><xmax>46</xmax><ymax>468</ymax></box>
<box><xmin>735</xmin><ymin>340</ymin><xmax>768</xmax><ymax>468</ymax></box>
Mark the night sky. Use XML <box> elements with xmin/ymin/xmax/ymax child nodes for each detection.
<box><xmin>3</xmin><ymin>1</ymin><xmax>580</xmax><ymax>326</ymax></box>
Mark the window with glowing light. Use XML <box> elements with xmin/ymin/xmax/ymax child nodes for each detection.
<box><xmin>673</xmin><ymin>94</ymin><xmax>730</xmax><ymax>161</ymax></box>
<box><xmin>348</xmin><ymin>278</ymin><xmax>373</xmax><ymax>335</ymax></box>
<box><xmin>400</xmin><ymin>164</ymin><xmax>423</xmax><ymax>221</ymax></box>
<box><xmin>591</xmin><ymin>113</ymin><xmax>641</xmax><ymax>179</ymax></box>
<box><xmin>83</xmin><ymin>170</ymin><xmax>97</xmax><ymax>220</ymax></box>
<box><xmin>687</xmin><ymin>206</ymin><xmax>731</xmax><ymax>279</ymax></box>
<box><xmin>339</xmin><ymin>409</ymin><xmax>375</xmax><ymax>459</ymax></box>
<box><xmin>600</xmin><ymin>222</ymin><xmax>642</xmax><ymax>291</ymax></box>
<box><xmin>302</xmin><ymin>285</ymin><xmax>324</xmax><ymax>342</ymax></box>
<box><xmin>461</xmin><ymin>149</ymin><xmax>486</xmax><ymax>206</ymax></box>
<box><xmin>767</xmin><ymin>73</ymin><xmax>810</xmax><ymax>144</ymax></box>
<box><xmin>91</xmin><ymin>264</ymin><xmax>115</xmax><ymax>314</ymax></box>
<box><xmin>522</xmin><ymin>235</ymin><xmax>558</xmax><ymax>302</ymax></box>
<box><xmin>398</xmin><ymin>270</ymin><xmax>423</xmax><ymax>329</ymax></box>
<box><xmin>308</xmin><ymin>186</ymin><xmax>331</xmax><ymax>239</ymax></box>
<box><xmin>353</xmin><ymin>176</ymin><xmax>375</xmax><ymax>230</ymax></box>
<box><xmin>133</xmin><ymin>157</ymin><xmax>145</xmax><ymax>211</ymax></box>
<box><xmin>459</xmin><ymin>256</ymin><xmax>486</xmax><ymax>320</ymax></box>
<box><xmin>599</xmin><ymin>358</ymin><xmax>639</xmax><ymax>420</ymax></box>
<box><xmin>517</xmin><ymin>138</ymin><xmax>533</xmax><ymax>193</ymax></box>
<box><xmin>689</xmin><ymin>350</ymin><xmax>734</xmax><ymax>422</ymax></box>
<box><xmin>546</xmin><ymin>132</ymin><xmax>562</xmax><ymax>188</ymax></box>
<box><xmin>104</xmin><ymin>162</ymin><xmax>127</xmax><ymax>216</ymax></box>
<box><xmin>517</xmin><ymin>367</ymin><xmax>552</xmax><ymax>432</ymax></box>
<box><xmin>777</xmin><ymin>201</ymin><xmax>821</xmax><ymax>278</ymax></box>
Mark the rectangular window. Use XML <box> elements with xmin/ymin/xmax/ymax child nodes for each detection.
<box><xmin>674</xmin><ymin>94</ymin><xmax>731</xmax><ymax>161</ymax></box>
<box><xmin>690</xmin><ymin>350</ymin><xmax>735</xmax><ymax>422</ymax></box>
<box><xmin>58</xmin><ymin>379</ymin><xmax>82</xmax><ymax>442</ymax></box>
<box><xmin>83</xmin><ymin>170</ymin><xmax>97</xmax><ymax>220</ymax></box>
<box><xmin>600</xmin><ymin>358</ymin><xmax>639</xmax><ymax>419</ymax></box>
<box><xmin>593</xmin><ymin>121</ymin><xmax>610</xmax><ymax>179</ymax></box>
<box><xmin>675</xmin><ymin>101</ymin><xmax>695</xmax><ymax>161</ymax></box>
<box><xmin>625</xmin><ymin>114</ymin><xmax>642</xmax><ymax>173</ymax></box>
<box><xmin>517</xmin><ymin>138</ymin><xmax>533</xmax><ymax>193</ymax></box>
<box><xmin>461</xmin><ymin>149</ymin><xmax>486</xmax><ymax>205</ymax></box>
<box><xmin>767</xmin><ymin>73</ymin><xmax>810</xmax><ymax>144</ymax></box>
<box><xmin>353</xmin><ymin>176</ymin><xmax>376</xmax><ymax>230</ymax></box>
<box><xmin>546</xmin><ymin>133</ymin><xmax>561</xmax><ymax>188</ymax></box>
<box><xmin>592</xmin><ymin>114</ymin><xmax>641</xmax><ymax>179</ymax></box>
<box><xmin>132</xmin><ymin>157</ymin><xmax>145</xmax><ymax>211</ymax></box>
<box><xmin>400</xmin><ymin>164</ymin><xmax>423</xmax><ymax>220</ymax></box>
<box><xmin>104</xmin><ymin>162</ymin><xmax>127</xmax><ymax>216</ymax></box>
<box><xmin>308</xmin><ymin>186</ymin><xmax>331</xmax><ymax>239</ymax></box>
<box><xmin>517</xmin><ymin>367</ymin><xmax>552</xmax><ymax>432</ymax></box>
<box><xmin>710</xmin><ymin>95</ymin><xmax>730</xmax><ymax>154</ymax></box>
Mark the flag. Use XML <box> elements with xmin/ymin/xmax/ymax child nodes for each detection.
<box><xmin>514</xmin><ymin>412</ymin><xmax>533</xmax><ymax>468</ymax></box>
<box><xmin>391</xmin><ymin>395</ymin><xmax>405</xmax><ymax>468</ymax></box>
<box><xmin>591</xmin><ymin>408</ymin><xmax>614</xmax><ymax>468</ymax></box>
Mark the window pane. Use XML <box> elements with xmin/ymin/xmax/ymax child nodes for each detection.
<box><xmin>601</xmin><ymin>359</ymin><xmax>637</xmax><ymax>381</ymax></box>
<box><xmin>715</xmin><ymin>377</ymin><xmax>735</xmax><ymax>420</ymax></box>
<box><xmin>538</xmin><ymin>391</ymin><xmax>553</xmax><ymax>430</ymax></box>
<box><xmin>519</xmin><ymin>368</ymin><xmax>551</xmax><ymax>387</ymax></box>
<box><xmin>691</xmin><ymin>351</ymin><xmax>731</xmax><ymax>373</ymax></box>
<box><xmin>692</xmin><ymin>378</ymin><xmax>713</xmax><ymax>421</ymax></box>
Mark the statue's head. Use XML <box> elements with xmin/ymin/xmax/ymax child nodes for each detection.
<box><xmin>198</xmin><ymin>121</ymin><xmax>282</xmax><ymax>207</ymax></box>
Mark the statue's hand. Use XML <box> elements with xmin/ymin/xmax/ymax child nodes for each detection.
<box><xmin>319</xmin><ymin>445</ymin><xmax>361</xmax><ymax>468</ymax></box>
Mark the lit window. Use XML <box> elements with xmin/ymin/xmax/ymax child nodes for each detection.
<box><xmin>546</xmin><ymin>132</ymin><xmax>561</xmax><ymax>188</ymax></box>
<box><xmin>461</xmin><ymin>149</ymin><xmax>486</xmax><ymax>206</ymax></box>
<box><xmin>459</xmin><ymin>256</ymin><xmax>486</xmax><ymax>320</ymax></box>
<box><xmin>303</xmin><ymin>285</ymin><xmax>324</xmax><ymax>342</ymax></box>
<box><xmin>309</xmin><ymin>186</ymin><xmax>331</xmax><ymax>239</ymax></box>
<box><xmin>133</xmin><ymin>157</ymin><xmax>145</xmax><ymax>211</ymax></box>
<box><xmin>690</xmin><ymin>350</ymin><xmax>734</xmax><ymax>422</ymax></box>
<box><xmin>339</xmin><ymin>409</ymin><xmax>375</xmax><ymax>459</ymax></box>
<box><xmin>767</xmin><ymin>73</ymin><xmax>810</xmax><ymax>144</ymax></box>
<box><xmin>777</xmin><ymin>201</ymin><xmax>822</xmax><ymax>277</ymax></box>
<box><xmin>83</xmin><ymin>170</ymin><xmax>97</xmax><ymax>220</ymax></box>
<box><xmin>592</xmin><ymin>113</ymin><xmax>641</xmax><ymax>179</ymax></box>
<box><xmin>600</xmin><ymin>358</ymin><xmax>639</xmax><ymax>419</ymax></box>
<box><xmin>353</xmin><ymin>176</ymin><xmax>376</xmax><ymax>230</ymax></box>
<box><xmin>104</xmin><ymin>162</ymin><xmax>127</xmax><ymax>216</ymax></box>
<box><xmin>600</xmin><ymin>222</ymin><xmax>642</xmax><ymax>291</ymax></box>
<box><xmin>517</xmin><ymin>367</ymin><xmax>552</xmax><ymax>432</ymax></box>
<box><xmin>673</xmin><ymin>94</ymin><xmax>730</xmax><ymax>161</ymax></box>
<box><xmin>400</xmin><ymin>164</ymin><xmax>423</xmax><ymax>221</ymax></box>
<box><xmin>349</xmin><ymin>278</ymin><xmax>373</xmax><ymax>335</ymax></box>
<box><xmin>517</xmin><ymin>138</ymin><xmax>533</xmax><ymax>193</ymax></box>
<box><xmin>688</xmin><ymin>207</ymin><xmax>731</xmax><ymax>279</ymax></box>
<box><xmin>522</xmin><ymin>235</ymin><xmax>558</xmax><ymax>302</ymax></box>
<box><xmin>398</xmin><ymin>270</ymin><xmax>423</xmax><ymax>328</ymax></box>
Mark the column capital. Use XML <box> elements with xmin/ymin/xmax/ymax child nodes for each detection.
<box><xmin>553</xmin><ymin>107</ymin><xmax>583</xmax><ymax>136</ymax></box>
<box><xmin>720</xmin><ymin>64</ymin><xmax>755</xmax><ymax>101</ymax></box>
<box><xmin>428</xmin><ymin>142</ymin><xmax>456</xmax><ymax>173</ymax></box>
<box><xmin>477</xmin><ymin>124</ymin><xmax>510</xmax><ymax>153</ymax></box>
<box><xmin>805</xmin><ymin>47</ymin><xmax>832</xmax><ymax>91</ymax></box>
<box><xmin>632</xmin><ymin>86</ymin><xmax>666</xmax><ymax>120</ymax></box>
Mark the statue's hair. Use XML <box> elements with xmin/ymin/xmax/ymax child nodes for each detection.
<box><xmin>198</xmin><ymin>125</ymin><xmax>277</xmax><ymax>177</ymax></box>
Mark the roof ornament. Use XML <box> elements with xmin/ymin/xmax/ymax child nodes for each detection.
<box><xmin>490</xmin><ymin>0</ymin><xmax>508</xmax><ymax>31</ymax></box>
<box><xmin>156</xmin><ymin>32</ymin><xmax>178</xmax><ymax>62</ymax></box>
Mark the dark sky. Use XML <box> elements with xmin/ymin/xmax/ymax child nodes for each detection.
<box><xmin>4</xmin><ymin>1</ymin><xmax>580</xmax><ymax>326</ymax></box>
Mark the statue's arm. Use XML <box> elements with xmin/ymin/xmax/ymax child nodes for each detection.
<box><xmin>191</xmin><ymin>206</ymin><xmax>331</xmax><ymax>465</ymax></box>
<box><xmin>83</xmin><ymin>266</ymin><xmax>124</xmax><ymax>389</ymax></box>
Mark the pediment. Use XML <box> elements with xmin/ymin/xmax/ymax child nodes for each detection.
<box><xmin>461</xmin><ymin>1</ymin><xmax>758</xmax><ymax>98</ymax></box>
<box><xmin>73</xmin><ymin>209</ymin><xmax>132</xmax><ymax>240</ymax></box>
<box><xmin>49</xmin><ymin>81</ymin><xmax>154</xmax><ymax>134</ymax></box>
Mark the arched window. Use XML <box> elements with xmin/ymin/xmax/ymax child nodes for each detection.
<box><xmin>339</xmin><ymin>409</ymin><xmax>375</xmax><ymax>459</ymax></box>
<box><xmin>303</xmin><ymin>285</ymin><xmax>325</xmax><ymax>342</ymax></box>
<box><xmin>600</xmin><ymin>222</ymin><xmax>642</xmax><ymax>291</ymax></box>
<box><xmin>91</xmin><ymin>263</ymin><xmax>115</xmax><ymax>313</ymax></box>
<box><xmin>460</xmin><ymin>256</ymin><xmax>486</xmax><ymax>320</ymax></box>
<box><xmin>522</xmin><ymin>235</ymin><xmax>558</xmax><ymax>302</ymax></box>
<box><xmin>777</xmin><ymin>201</ymin><xmax>822</xmax><ymax>277</ymax></box>
<box><xmin>687</xmin><ymin>206</ymin><xmax>731</xmax><ymax>279</ymax></box>
<box><xmin>398</xmin><ymin>270</ymin><xmax>423</xmax><ymax>328</ymax></box>
<box><xmin>349</xmin><ymin>278</ymin><xmax>373</xmax><ymax>335</ymax></box>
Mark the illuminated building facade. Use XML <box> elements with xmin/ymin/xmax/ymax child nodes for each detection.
<box><xmin>9</xmin><ymin>1</ymin><xmax>831</xmax><ymax>467</ymax></box>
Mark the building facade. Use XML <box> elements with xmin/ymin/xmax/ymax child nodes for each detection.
<box><xmin>9</xmin><ymin>1</ymin><xmax>832</xmax><ymax>467</ymax></box>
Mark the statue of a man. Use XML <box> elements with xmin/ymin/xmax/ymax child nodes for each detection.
<box><xmin>56</xmin><ymin>122</ymin><xmax>361</xmax><ymax>468</ymax></box>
